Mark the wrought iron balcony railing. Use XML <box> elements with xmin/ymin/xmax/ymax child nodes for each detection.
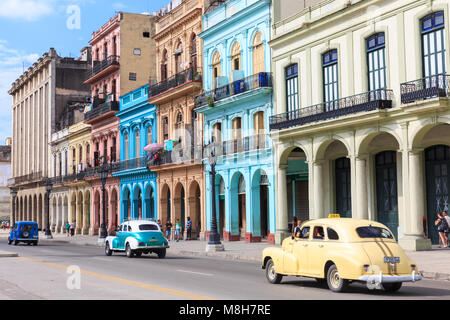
<box><xmin>270</xmin><ymin>89</ymin><xmax>393</xmax><ymax>131</ymax></box>
<box><xmin>195</xmin><ymin>72</ymin><xmax>272</xmax><ymax>109</ymax></box>
<box><xmin>148</xmin><ymin>145</ymin><xmax>203</xmax><ymax>167</ymax></box>
<box><xmin>219</xmin><ymin>134</ymin><xmax>269</xmax><ymax>156</ymax></box>
<box><xmin>84</xmin><ymin>101</ymin><xmax>120</xmax><ymax>121</ymax></box>
<box><xmin>86</xmin><ymin>55</ymin><xmax>120</xmax><ymax>80</ymax></box>
<box><xmin>149</xmin><ymin>68</ymin><xmax>202</xmax><ymax>98</ymax></box>
<box><xmin>400</xmin><ymin>74</ymin><xmax>450</xmax><ymax>104</ymax></box>
<box><xmin>112</xmin><ymin>157</ymin><xmax>148</xmax><ymax>172</ymax></box>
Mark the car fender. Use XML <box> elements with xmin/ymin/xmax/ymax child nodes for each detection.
<box><xmin>262</xmin><ymin>247</ymin><xmax>286</xmax><ymax>274</ymax></box>
<box><xmin>105</xmin><ymin>236</ymin><xmax>116</xmax><ymax>249</ymax></box>
<box><xmin>125</xmin><ymin>236</ymin><xmax>139</xmax><ymax>250</ymax></box>
<box><xmin>322</xmin><ymin>244</ymin><xmax>371</xmax><ymax>279</ymax></box>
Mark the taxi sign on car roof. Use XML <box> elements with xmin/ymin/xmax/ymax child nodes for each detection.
<box><xmin>328</xmin><ymin>214</ymin><xmax>341</xmax><ymax>218</ymax></box>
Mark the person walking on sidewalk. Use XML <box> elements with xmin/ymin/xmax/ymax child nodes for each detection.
<box><xmin>186</xmin><ymin>217</ymin><xmax>192</xmax><ymax>241</ymax></box>
<box><xmin>65</xmin><ymin>222</ymin><xmax>70</xmax><ymax>237</ymax></box>
<box><xmin>165</xmin><ymin>220</ymin><xmax>172</xmax><ymax>241</ymax></box>
<box><xmin>175</xmin><ymin>219</ymin><xmax>182</xmax><ymax>242</ymax></box>
<box><xmin>443</xmin><ymin>211</ymin><xmax>450</xmax><ymax>247</ymax></box>
<box><xmin>435</xmin><ymin>212</ymin><xmax>448</xmax><ymax>248</ymax></box>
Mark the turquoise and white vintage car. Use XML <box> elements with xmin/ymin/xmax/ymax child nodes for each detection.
<box><xmin>105</xmin><ymin>219</ymin><xmax>169</xmax><ymax>258</ymax></box>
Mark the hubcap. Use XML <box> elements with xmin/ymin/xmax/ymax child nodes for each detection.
<box><xmin>268</xmin><ymin>263</ymin><xmax>275</xmax><ymax>280</ymax></box>
<box><xmin>330</xmin><ymin>268</ymin><xmax>340</xmax><ymax>288</ymax></box>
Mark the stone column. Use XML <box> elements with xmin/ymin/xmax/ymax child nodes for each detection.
<box><xmin>275</xmin><ymin>165</ymin><xmax>289</xmax><ymax>244</ymax></box>
<box><xmin>76</xmin><ymin>196</ymin><xmax>82</xmax><ymax>235</ymax></box>
<box><xmin>355</xmin><ymin>155</ymin><xmax>369</xmax><ymax>219</ymax></box>
<box><xmin>313</xmin><ymin>160</ymin><xmax>325</xmax><ymax>219</ymax></box>
<box><xmin>83</xmin><ymin>200</ymin><xmax>90</xmax><ymax>235</ymax></box>
<box><xmin>398</xmin><ymin>149</ymin><xmax>431</xmax><ymax>251</ymax></box>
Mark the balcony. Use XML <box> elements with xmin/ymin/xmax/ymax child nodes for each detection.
<box><xmin>270</xmin><ymin>89</ymin><xmax>393</xmax><ymax>131</ymax></box>
<box><xmin>148</xmin><ymin>145</ymin><xmax>203</xmax><ymax>168</ymax></box>
<box><xmin>401</xmin><ymin>74</ymin><xmax>450</xmax><ymax>104</ymax></box>
<box><xmin>148</xmin><ymin>68</ymin><xmax>202</xmax><ymax>104</ymax></box>
<box><xmin>195</xmin><ymin>72</ymin><xmax>272</xmax><ymax>109</ymax></box>
<box><xmin>8</xmin><ymin>172</ymin><xmax>43</xmax><ymax>187</ymax></box>
<box><xmin>220</xmin><ymin>134</ymin><xmax>269</xmax><ymax>156</ymax></box>
<box><xmin>84</xmin><ymin>100</ymin><xmax>120</xmax><ymax>122</ymax></box>
<box><xmin>111</xmin><ymin>157</ymin><xmax>148</xmax><ymax>173</ymax></box>
<box><xmin>85</xmin><ymin>55</ymin><xmax>120</xmax><ymax>84</ymax></box>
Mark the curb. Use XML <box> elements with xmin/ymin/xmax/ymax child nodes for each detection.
<box><xmin>0</xmin><ymin>251</ymin><xmax>19</xmax><ymax>258</ymax></box>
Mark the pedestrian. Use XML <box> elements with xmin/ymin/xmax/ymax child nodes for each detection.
<box><xmin>175</xmin><ymin>218</ymin><xmax>182</xmax><ymax>242</ymax></box>
<box><xmin>157</xmin><ymin>219</ymin><xmax>163</xmax><ymax>231</ymax></box>
<box><xmin>165</xmin><ymin>220</ymin><xmax>172</xmax><ymax>241</ymax></box>
<box><xmin>65</xmin><ymin>221</ymin><xmax>70</xmax><ymax>237</ymax></box>
<box><xmin>293</xmin><ymin>219</ymin><xmax>302</xmax><ymax>238</ymax></box>
<box><xmin>435</xmin><ymin>212</ymin><xmax>448</xmax><ymax>248</ymax></box>
<box><xmin>443</xmin><ymin>211</ymin><xmax>450</xmax><ymax>247</ymax></box>
<box><xmin>186</xmin><ymin>217</ymin><xmax>192</xmax><ymax>241</ymax></box>
<box><xmin>291</xmin><ymin>216</ymin><xmax>298</xmax><ymax>237</ymax></box>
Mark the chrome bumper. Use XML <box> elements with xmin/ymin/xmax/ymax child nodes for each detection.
<box><xmin>358</xmin><ymin>271</ymin><xmax>421</xmax><ymax>283</ymax></box>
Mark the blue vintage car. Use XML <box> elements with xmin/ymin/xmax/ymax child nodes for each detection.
<box><xmin>105</xmin><ymin>219</ymin><xmax>169</xmax><ymax>258</ymax></box>
<box><xmin>8</xmin><ymin>221</ymin><xmax>39</xmax><ymax>246</ymax></box>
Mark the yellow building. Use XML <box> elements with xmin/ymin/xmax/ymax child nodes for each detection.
<box><xmin>270</xmin><ymin>0</ymin><xmax>450</xmax><ymax>250</ymax></box>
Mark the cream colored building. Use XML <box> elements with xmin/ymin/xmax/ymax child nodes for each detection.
<box><xmin>270</xmin><ymin>0</ymin><xmax>450</xmax><ymax>250</ymax></box>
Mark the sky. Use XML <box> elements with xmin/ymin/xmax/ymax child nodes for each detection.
<box><xmin>0</xmin><ymin>0</ymin><xmax>169</xmax><ymax>144</ymax></box>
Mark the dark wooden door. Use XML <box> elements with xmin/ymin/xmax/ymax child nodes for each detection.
<box><xmin>335</xmin><ymin>157</ymin><xmax>352</xmax><ymax>218</ymax></box>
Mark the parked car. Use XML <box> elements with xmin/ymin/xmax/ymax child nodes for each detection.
<box><xmin>105</xmin><ymin>219</ymin><xmax>169</xmax><ymax>258</ymax></box>
<box><xmin>262</xmin><ymin>217</ymin><xmax>421</xmax><ymax>292</ymax></box>
<box><xmin>8</xmin><ymin>221</ymin><xmax>39</xmax><ymax>246</ymax></box>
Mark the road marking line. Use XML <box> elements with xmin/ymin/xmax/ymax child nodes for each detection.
<box><xmin>19</xmin><ymin>256</ymin><xmax>215</xmax><ymax>300</ymax></box>
<box><xmin>176</xmin><ymin>269</ymin><xmax>214</xmax><ymax>276</ymax></box>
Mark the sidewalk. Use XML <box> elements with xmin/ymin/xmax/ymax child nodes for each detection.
<box><xmin>1</xmin><ymin>230</ymin><xmax>450</xmax><ymax>281</ymax></box>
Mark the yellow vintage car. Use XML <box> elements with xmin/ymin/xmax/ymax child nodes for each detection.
<box><xmin>262</xmin><ymin>217</ymin><xmax>421</xmax><ymax>292</ymax></box>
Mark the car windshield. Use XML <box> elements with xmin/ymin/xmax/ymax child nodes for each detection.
<box><xmin>139</xmin><ymin>224</ymin><xmax>159</xmax><ymax>231</ymax></box>
<box><xmin>356</xmin><ymin>226</ymin><xmax>393</xmax><ymax>239</ymax></box>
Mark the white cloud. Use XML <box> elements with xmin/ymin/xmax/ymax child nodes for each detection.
<box><xmin>0</xmin><ymin>0</ymin><xmax>54</xmax><ymax>21</ymax></box>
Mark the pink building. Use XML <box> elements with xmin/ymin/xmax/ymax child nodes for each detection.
<box><xmin>84</xmin><ymin>12</ymin><xmax>157</xmax><ymax>235</ymax></box>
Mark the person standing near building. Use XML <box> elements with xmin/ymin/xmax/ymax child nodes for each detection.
<box><xmin>186</xmin><ymin>217</ymin><xmax>192</xmax><ymax>241</ymax></box>
<box><xmin>65</xmin><ymin>222</ymin><xmax>70</xmax><ymax>237</ymax></box>
<box><xmin>435</xmin><ymin>212</ymin><xmax>448</xmax><ymax>248</ymax></box>
<box><xmin>175</xmin><ymin>218</ymin><xmax>182</xmax><ymax>242</ymax></box>
<box><xmin>165</xmin><ymin>220</ymin><xmax>172</xmax><ymax>241</ymax></box>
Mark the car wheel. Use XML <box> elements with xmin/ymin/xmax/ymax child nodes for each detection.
<box><xmin>135</xmin><ymin>252</ymin><xmax>142</xmax><ymax>258</ymax></box>
<box><xmin>126</xmin><ymin>244</ymin><xmax>134</xmax><ymax>258</ymax></box>
<box><xmin>7</xmin><ymin>237</ymin><xmax>11</xmax><ymax>245</ymax></box>
<box><xmin>14</xmin><ymin>240</ymin><xmax>18</xmax><ymax>246</ymax></box>
<box><xmin>327</xmin><ymin>264</ymin><xmax>348</xmax><ymax>293</ymax></box>
<box><xmin>27</xmin><ymin>242</ymin><xmax>31</xmax><ymax>246</ymax></box>
<box><xmin>382</xmin><ymin>282</ymin><xmax>402</xmax><ymax>292</ymax></box>
<box><xmin>266</xmin><ymin>259</ymin><xmax>283</xmax><ymax>284</ymax></box>
<box><xmin>105</xmin><ymin>242</ymin><xmax>113</xmax><ymax>256</ymax></box>
<box><xmin>33</xmin><ymin>241</ymin><xmax>38</xmax><ymax>246</ymax></box>
<box><xmin>157</xmin><ymin>248</ymin><xmax>166</xmax><ymax>259</ymax></box>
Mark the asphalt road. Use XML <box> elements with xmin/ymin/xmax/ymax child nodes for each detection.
<box><xmin>0</xmin><ymin>241</ymin><xmax>450</xmax><ymax>300</ymax></box>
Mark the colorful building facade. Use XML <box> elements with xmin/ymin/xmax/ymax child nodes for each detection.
<box><xmin>115</xmin><ymin>84</ymin><xmax>158</xmax><ymax>222</ymax></box>
<box><xmin>148</xmin><ymin>0</ymin><xmax>206</xmax><ymax>240</ymax></box>
<box><xmin>196</xmin><ymin>0</ymin><xmax>275</xmax><ymax>243</ymax></box>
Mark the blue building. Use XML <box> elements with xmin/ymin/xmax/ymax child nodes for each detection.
<box><xmin>195</xmin><ymin>0</ymin><xmax>275</xmax><ymax>243</ymax></box>
<box><xmin>114</xmin><ymin>84</ymin><xmax>158</xmax><ymax>222</ymax></box>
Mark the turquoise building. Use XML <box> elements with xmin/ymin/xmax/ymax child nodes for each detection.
<box><xmin>195</xmin><ymin>0</ymin><xmax>275</xmax><ymax>243</ymax></box>
<box><xmin>114</xmin><ymin>84</ymin><xmax>158</xmax><ymax>222</ymax></box>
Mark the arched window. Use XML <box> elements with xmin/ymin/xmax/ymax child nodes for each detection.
<box><xmin>86</xmin><ymin>144</ymin><xmax>90</xmax><ymax>167</ymax></box>
<box><xmin>212</xmin><ymin>51</ymin><xmax>221</xmax><ymax>89</ymax></box>
<box><xmin>232</xmin><ymin>117</ymin><xmax>242</xmax><ymax>140</ymax></box>
<box><xmin>124</xmin><ymin>133</ymin><xmax>129</xmax><ymax>160</ymax></box>
<box><xmin>161</xmin><ymin>49</ymin><xmax>168</xmax><ymax>81</ymax></box>
<box><xmin>231</xmin><ymin>42</ymin><xmax>241</xmax><ymax>72</ymax></box>
<box><xmin>135</xmin><ymin>130</ymin><xmax>140</xmax><ymax>159</ymax></box>
<box><xmin>174</xmin><ymin>42</ymin><xmax>183</xmax><ymax>74</ymax></box>
<box><xmin>190</xmin><ymin>34</ymin><xmax>197</xmax><ymax>70</ymax></box>
<box><xmin>252</xmin><ymin>32</ymin><xmax>264</xmax><ymax>74</ymax></box>
<box><xmin>212</xmin><ymin>122</ymin><xmax>222</xmax><ymax>143</ymax></box>
<box><xmin>253</xmin><ymin>111</ymin><xmax>265</xmax><ymax>135</ymax></box>
<box><xmin>147</xmin><ymin>125</ymin><xmax>152</xmax><ymax>145</ymax></box>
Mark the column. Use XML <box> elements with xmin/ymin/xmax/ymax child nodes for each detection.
<box><xmin>76</xmin><ymin>196</ymin><xmax>82</xmax><ymax>235</ymax></box>
<box><xmin>83</xmin><ymin>199</ymin><xmax>90</xmax><ymax>235</ymax></box>
<box><xmin>275</xmin><ymin>165</ymin><xmax>289</xmax><ymax>244</ymax></box>
<box><xmin>313</xmin><ymin>160</ymin><xmax>325</xmax><ymax>219</ymax></box>
<box><xmin>355</xmin><ymin>155</ymin><xmax>369</xmax><ymax>219</ymax></box>
<box><xmin>398</xmin><ymin>149</ymin><xmax>432</xmax><ymax>251</ymax></box>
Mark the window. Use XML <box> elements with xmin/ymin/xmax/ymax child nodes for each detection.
<box><xmin>421</xmin><ymin>12</ymin><xmax>446</xmax><ymax>81</ymax></box>
<box><xmin>327</xmin><ymin>228</ymin><xmax>339</xmax><ymax>240</ymax></box>
<box><xmin>367</xmin><ymin>33</ymin><xmax>386</xmax><ymax>92</ymax></box>
<box><xmin>147</xmin><ymin>126</ymin><xmax>152</xmax><ymax>145</ymax></box>
<box><xmin>161</xmin><ymin>50</ymin><xmax>168</xmax><ymax>81</ymax></box>
<box><xmin>285</xmin><ymin>64</ymin><xmax>299</xmax><ymax>112</ymax></box>
<box><xmin>135</xmin><ymin>130</ymin><xmax>140</xmax><ymax>158</ymax></box>
<box><xmin>356</xmin><ymin>226</ymin><xmax>393</xmax><ymax>239</ymax></box>
<box><xmin>190</xmin><ymin>34</ymin><xmax>197</xmax><ymax>70</ymax></box>
<box><xmin>134</xmin><ymin>49</ymin><xmax>141</xmax><ymax>56</ymax></box>
<box><xmin>176</xmin><ymin>112</ymin><xmax>183</xmax><ymax>124</ymax></box>
<box><xmin>174</xmin><ymin>42</ymin><xmax>183</xmax><ymax>74</ymax></box>
<box><xmin>299</xmin><ymin>227</ymin><xmax>310</xmax><ymax>239</ymax></box>
<box><xmin>143</xmin><ymin>32</ymin><xmax>150</xmax><ymax>38</ymax></box>
<box><xmin>124</xmin><ymin>133</ymin><xmax>129</xmax><ymax>160</ymax></box>
<box><xmin>253</xmin><ymin>111</ymin><xmax>265</xmax><ymax>135</ymax></box>
<box><xmin>322</xmin><ymin>49</ymin><xmax>339</xmax><ymax>110</ymax></box>
<box><xmin>232</xmin><ymin>117</ymin><xmax>242</xmax><ymax>140</ymax></box>
<box><xmin>313</xmin><ymin>226</ymin><xmax>324</xmax><ymax>240</ymax></box>
<box><xmin>253</xmin><ymin>32</ymin><xmax>264</xmax><ymax>74</ymax></box>
<box><xmin>163</xmin><ymin>117</ymin><xmax>169</xmax><ymax>140</ymax></box>
<box><xmin>129</xmin><ymin>73</ymin><xmax>137</xmax><ymax>81</ymax></box>
<box><xmin>139</xmin><ymin>224</ymin><xmax>159</xmax><ymax>231</ymax></box>
<box><xmin>212</xmin><ymin>51</ymin><xmax>221</xmax><ymax>89</ymax></box>
<box><xmin>212</xmin><ymin>123</ymin><xmax>222</xmax><ymax>143</ymax></box>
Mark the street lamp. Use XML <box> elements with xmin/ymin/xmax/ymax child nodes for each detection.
<box><xmin>98</xmin><ymin>164</ymin><xmax>109</xmax><ymax>242</ymax></box>
<box><xmin>45</xmin><ymin>179</ymin><xmax>53</xmax><ymax>239</ymax></box>
<box><xmin>205</xmin><ymin>142</ymin><xmax>224</xmax><ymax>252</ymax></box>
<box><xmin>10</xmin><ymin>188</ymin><xmax>18</xmax><ymax>227</ymax></box>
